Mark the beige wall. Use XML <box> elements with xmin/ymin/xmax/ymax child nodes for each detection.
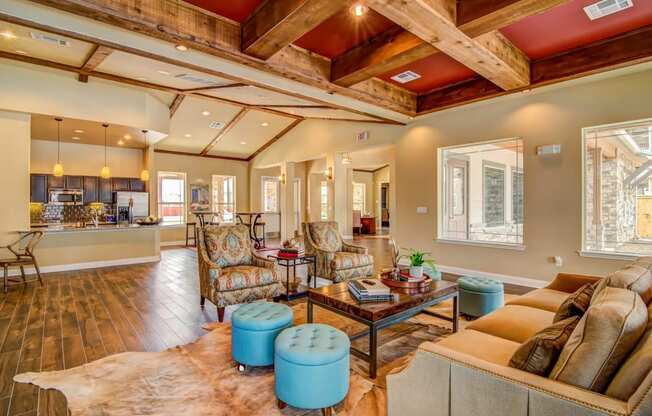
<box><xmin>0</xmin><ymin>111</ymin><xmax>30</xmax><ymax>248</ymax></box>
<box><xmin>154</xmin><ymin>152</ymin><xmax>250</xmax><ymax>242</ymax></box>
<box><xmin>394</xmin><ymin>67</ymin><xmax>652</xmax><ymax>282</ymax></box>
<box><xmin>353</xmin><ymin>170</ymin><xmax>374</xmax><ymax>216</ymax></box>
<box><xmin>31</xmin><ymin>139</ymin><xmax>143</xmax><ymax>177</ymax></box>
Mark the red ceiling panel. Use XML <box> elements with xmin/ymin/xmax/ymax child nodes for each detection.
<box><xmin>294</xmin><ymin>8</ymin><xmax>397</xmax><ymax>58</ymax></box>
<box><xmin>182</xmin><ymin>0</ymin><xmax>264</xmax><ymax>23</ymax></box>
<box><xmin>501</xmin><ymin>0</ymin><xmax>652</xmax><ymax>60</ymax></box>
<box><xmin>378</xmin><ymin>53</ymin><xmax>477</xmax><ymax>93</ymax></box>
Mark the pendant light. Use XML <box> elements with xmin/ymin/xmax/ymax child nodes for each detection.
<box><xmin>100</xmin><ymin>123</ymin><xmax>111</xmax><ymax>179</ymax></box>
<box><xmin>52</xmin><ymin>117</ymin><xmax>64</xmax><ymax>177</ymax></box>
<box><xmin>140</xmin><ymin>129</ymin><xmax>150</xmax><ymax>182</ymax></box>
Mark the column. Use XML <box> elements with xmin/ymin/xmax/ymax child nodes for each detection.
<box><xmin>327</xmin><ymin>153</ymin><xmax>353</xmax><ymax>238</ymax></box>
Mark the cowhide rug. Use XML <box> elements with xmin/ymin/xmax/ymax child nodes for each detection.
<box><xmin>14</xmin><ymin>302</ymin><xmax>460</xmax><ymax>415</ymax></box>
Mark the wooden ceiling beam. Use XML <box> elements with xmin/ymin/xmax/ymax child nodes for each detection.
<box><xmin>332</xmin><ymin>0</ymin><xmax>569</xmax><ymax>87</ymax></box>
<box><xmin>200</xmin><ymin>108</ymin><xmax>249</xmax><ymax>155</ymax></box>
<box><xmin>169</xmin><ymin>94</ymin><xmax>185</xmax><ymax>118</ymax></box>
<box><xmin>242</xmin><ymin>0</ymin><xmax>349</xmax><ymax>60</ymax></box>
<box><xmin>417</xmin><ymin>24</ymin><xmax>652</xmax><ymax>114</ymax></box>
<box><xmin>367</xmin><ymin>0</ymin><xmax>530</xmax><ymax>91</ymax></box>
<box><xmin>247</xmin><ymin>118</ymin><xmax>304</xmax><ymax>161</ymax></box>
<box><xmin>78</xmin><ymin>44</ymin><xmax>113</xmax><ymax>82</ymax></box>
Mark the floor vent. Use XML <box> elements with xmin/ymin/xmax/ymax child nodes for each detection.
<box><xmin>584</xmin><ymin>0</ymin><xmax>633</xmax><ymax>20</ymax></box>
<box><xmin>390</xmin><ymin>70</ymin><xmax>421</xmax><ymax>84</ymax></box>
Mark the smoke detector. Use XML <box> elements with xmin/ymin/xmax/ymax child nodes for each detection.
<box><xmin>208</xmin><ymin>121</ymin><xmax>225</xmax><ymax>129</ymax></box>
<box><xmin>29</xmin><ymin>32</ymin><xmax>70</xmax><ymax>47</ymax></box>
<box><xmin>584</xmin><ymin>0</ymin><xmax>633</xmax><ymax>21</ymax></box>
<box><xmin>390</xmin><ymin>70</ymin><xmax>421</xmax><ymax>84</ymax></box>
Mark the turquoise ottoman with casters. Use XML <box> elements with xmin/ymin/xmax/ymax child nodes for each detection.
<box><xmin>231</xmin><ymin>301</ymin><xmax>293</xmax><ymax>370</ymax></box>
<box><xmin>458</xmin><ymin>276</ymin><xmax>504</xmax><ymax>317</ymax></box>
<box><xmin>275</xmin><ymin>324</ymin><xmax>350</xmax><ymax>414</ymax></box>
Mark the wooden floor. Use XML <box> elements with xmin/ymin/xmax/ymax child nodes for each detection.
<box><xmin>0</xmin><ymin>235</ymin><xmax>527</xmax><ymax>415</ymax></box>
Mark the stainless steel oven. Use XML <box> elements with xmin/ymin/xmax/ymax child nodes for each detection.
<box><xmin>48</xmin><ymin>189</ymin><xmax>83</xmax><ymax>205</ymax></box>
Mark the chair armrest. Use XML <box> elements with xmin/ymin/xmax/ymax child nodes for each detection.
<box><xmin>252</xmin><ymin>251</ymin><xmax>276</xmax><ymax>270</ymax></box>
<box><xmin>415</xmin><ymin>342</ymin><xmax>627</xmax><ymax>415</ymax></box>
<box><xmin>197</xmin><ymin>240</ymin><xmax>222</xmax><ymax>272</ymax></box>
<box><xmin>342</xmin><ymin>242</ymin><xmax>368</xmax><ymax>255</ymax></box>
<box><xmin>546</xmin><ymin>273</ymin><xmax>602</xmax><ymax>293</ymax></box>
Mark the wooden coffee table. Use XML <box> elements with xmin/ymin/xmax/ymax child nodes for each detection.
<box><xmin>307</xmin><ymin>279</ymin><xmax>458</xmax><ymax>379</ymax></box>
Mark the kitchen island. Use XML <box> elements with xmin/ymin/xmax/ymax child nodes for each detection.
<box><xmin>17</xmin><ymin>223</ymin><xmax>161</xmax><ymax>274</ymax></box>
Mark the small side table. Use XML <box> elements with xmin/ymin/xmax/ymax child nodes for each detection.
<box><xmin>268</xmin><ymin>254</ymin><xmax>317</xmax><ymax>301</ymax></box>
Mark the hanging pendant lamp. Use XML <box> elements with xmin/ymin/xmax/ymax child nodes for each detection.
<box><xmin>53</xmin><ymin>117</ymin><xmax>64</xmax><ymax>177</ymax></box>
<box><xmin>140</xmin><ymin>129</ymin><xmax>150</xmax><ymax>182</ymax></box>
<box><xmin>100</xmin><ymin>123</ymin><xmax>111</xmax><ymax>179</ymax></box>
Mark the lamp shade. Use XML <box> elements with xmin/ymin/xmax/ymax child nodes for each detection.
<box><xmin>53</xmin><ymin>163</ymin><xmax>64</xmax><ymax>177</ymax></box>
<box><xmin>140</xmin><ymin>169</ymin><xmax>150</xmax><ymax>182</ymax></box>
<box><xmin>100</xmin><ymin>166</ymin><xmax>111</xmax><ymax>179</ymax></box>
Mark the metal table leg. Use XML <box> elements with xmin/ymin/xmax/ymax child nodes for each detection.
<box><xmin>307</xmin><ymin>299</ymin><xmax>314</xmax><ymax>323</ymax></box>
<box><xmin>369</xmin><ymin>324</ymin><xmax>378</xmax><ymax>379</ymax></box>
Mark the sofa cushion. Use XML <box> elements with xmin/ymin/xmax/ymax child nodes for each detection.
<box><xmin>549</xmin><ymin>287</ymin><xmax>647</xmax><ymax>392</ymax></box>
<box><xmin>506</xmin><ymin>288</ymin><xmax>570</xmax><ymax>313</ymax></box>
<box><xmin>508</xmin><ymin>316</ymin><xmax>580</xmax><ymax>376</ymax></box>
<box><xmin>215</xmin><ymin>266</ymin><xmax>278</xmax><ymax>291</ymax></box>
<box><xmin>331</xmin><ymin>252</ymin><xmax>373</xmax><ymax>270</ymax></box>
<box><xmin>425</xmin><ymin>329</ymin><xmax>521</xmax><ymax>366</ymax></box>
<box><xmin>204</xmin><ymin>225</ymin><xmax>252</xmax><ymax>267</ymax></box>
<box><xmin>597</xmin><ymin>264</ymin><xmax>652</xmax><ymax>304</ymax></box>
<box><xmin>605</xmin><ymin>302</ymin><xmax>652</xmax><ymax>400</ymax></box>
<box><xmin>467</xmin><ymin>305</ymin><xmax>555</xmax><ymax>344</ymax></box>
<box><xmin>553</xmin><ymin>283</ymin><xmax>596</xmax><ymax>322</ymax></box>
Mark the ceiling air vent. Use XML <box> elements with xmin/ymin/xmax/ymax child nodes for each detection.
<box><xmin>208</xmin><ymin>121</ymin><xmax>225</xmax><ymax>129</ymax></box>
<box><xmin>175</xmin><ymin>73</ymin><xmax>217</xmax><ymax>85</ymax></box>
<box><xmin>390</xmin><ymin>70</ymin><xmax>421</xmax><ymax>84</ymax></box>
<box><xmin>584</xmin><ymin>0</ymin><xmax>633</xmax><ymax>21</ymax></box>
<box><xmin>29</xmin><ymin>32</ymin><xmax>70</xmax><ymax>47</ymax></box>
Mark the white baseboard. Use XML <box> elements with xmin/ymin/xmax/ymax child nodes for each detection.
<box><xmin>6</xmin><ymin>255</ymin><xmax>161</xmax><ymax>276</ymax></box>
<box><xmin>160</xmin><ymin>240</ymin><xmax>187</xmax><ymax>247</ymax></box>
<box><xmin>437</xmin><ymin>264</ymin><xmax>547</xmax><ymax>289</ymax></box>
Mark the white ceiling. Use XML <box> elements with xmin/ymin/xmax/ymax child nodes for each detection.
<box><xmin>267</xmin><ymin>106</ymin><xmax>378</xmax><ymax>121</ymax></box>
<box><xmin>202</xmin><ymin>85</ymin><xmax>315</xmax><ymax>106</ymax></box>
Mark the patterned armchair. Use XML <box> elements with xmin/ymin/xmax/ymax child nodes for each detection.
<box><xmin>302</xmin><ymin>221</ymin><xmax>374</xmax><ymax>282</ymax></box>
<box><xmin>197</xmin><ymin>224</ymin><xmax>283</xmax><ymax>322</ymax></box>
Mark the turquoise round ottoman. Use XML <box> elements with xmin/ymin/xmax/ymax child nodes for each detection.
<box><xmin>231</xmin><ymin>301</ymin><xmax>293</xmax><ymax>370</ymax></box>
<box><xmin>275</xmin><ymin>324</ymin><xmax>350</xmax><ymax>413</ymax></box>
<box><xmin>458</xmin><ymin>276</ymin><xmax>504</xmax><ymax>317</ymax></box>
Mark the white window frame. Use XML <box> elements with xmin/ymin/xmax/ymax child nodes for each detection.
<box><xmin>320</xmin><ymin>180</ymin><xmax>329</xmax><ymax>221</ymax></box>
<box><xmin>352</xmin><ymin>182</ymin><xmax>366</xmax><ymax>214</ymax></box>
<box><xmin>580</xmin><ymin>118</ymin><xmax>652</xmax><ymax>260</ymax></box>
<box><xmin>437</xmin><ymin>137</ymin><xmax>525</xmax><ymax>251</ymax></box>
<box><xmin>262</xmin><ymin>176</ymin><xmax>280</xmax><ymax>213</ymax></box>
<box><xmin>157</xmin><ymin>171</ymin><xmax>186</xmax><ymax>225</ymax></box>
<box><xmin>212</xmin><ymin>175</ymin><xmax>236</xmax><ymax>223</ymax></box>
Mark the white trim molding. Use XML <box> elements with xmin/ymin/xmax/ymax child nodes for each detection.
<box><xmin>6</xmin><ymin>255</ymin><xmax>161</xmax><ymax>277</ymax></box>
<box><xmin>578</xmin><ymin>250</ymin><xmax>637</xmax><ymax>261</ymax></box>
<box><xmin>436</xmin><ymin>238</ymin><xmax>526</xmax><ymax>251</ymax></box>
<box><xmin>437</xmin><ymin>264</ymin><xmax>547</xmax><ymax>289</ymax></box>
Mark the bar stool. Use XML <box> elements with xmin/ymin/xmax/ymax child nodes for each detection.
<box><xmin>185</xmin><ymin>222</ymin><xmax>197</xmax><ymax>247</ymax></box>
<box><xmin>0</xmin><ymin>231</ymin><xmax>44</xmax><ymax>293</ymax></box>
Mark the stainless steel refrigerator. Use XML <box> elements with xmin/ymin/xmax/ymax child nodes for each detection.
<box><xmin>115</xmin><ymin>192</ymin><xmax>149</xmax><ymax>224</ymax></box>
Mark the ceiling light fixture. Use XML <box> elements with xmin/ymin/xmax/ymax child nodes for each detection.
<box><xmin>53</xmin><ymin>117</ymin><xmax>64</xmax><ymax>177</ymax></box>
<box><xmin>73</xmin><ymin>129</ymin><xmax>84</xmax><ymax>134</ymax></box>
<box><xmin>117</xmin><ymin>140</ymin><xmax>125</xmax><ymax>146</ymax></box>
<box><xmin>100</xmin><ymin>123</ymin><xmax>111</xmax><ymax>179</ymax></box>
<box><xmin>71</xmin><ymin>136</ymin><xmax>81</xmax><ymax>141</ymax></box>
<box><xmin>350</xmin><ymin>3</ymin><xmax>368</xmax><ymax>16</ymax></box>
<box><xmin>184</xmin><ymin>133</ymin><xmax>192</xmax><ymax>138</ymax></box>
<box><xmin>124</xmin><ymin>134</ymin><xmax>132</xmax><ymax>140</ymax></box>
<box><xmin>140</xmin><ymin>129</ymin><xmax>150</xmax><ymax>182</ymax></box>
<box><xmin>175</xmin><ymin>44</ymin><xmax>188</xmax><ymax>51</ymax></box>
<box><xmin>137</xmin><ymin>77</ymin><xmax>149</xmax><ymax>81</ymax></box>
<box><xmin>14</xmin><ymin>50</ymin><xmax>27</xmax><ymax>55</ymax></box>
<box><xmin>240</xmin><ymin>141</ymin><xmax>247</xmax><ymax>145</ymax></box>
<box><xmin>157</xmin><ymin>70</ymin><xmax>171</xmax><ymax>76</ymax></box>
<box><xmin>261</xmin><ymin>122</ymin><xmax>269</xmax><ymax>127</ymax></box>
<box><xmin>0</xmin><ymin>31</ymin><xmax>16</xmax><ymax>40</ymax></box>
<box><xmin>201</xmin><ymin>110</ymin><xmax>211</xmax><ymax>116</ymax></box>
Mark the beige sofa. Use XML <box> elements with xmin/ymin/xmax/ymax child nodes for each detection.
<box><xmin>387</xmin><ymin>271</ymin><xmax>652</xmax><ymax>416</ymax></box>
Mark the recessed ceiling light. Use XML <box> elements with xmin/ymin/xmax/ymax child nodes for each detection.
<box><xmin>157</xmin><ymin>70</ymin><xmax>171</xmax><ymax>76</ymax></box>
<box><xmin>240</xmin><ymin>141</ymin><xmax>247</xmax><ymax>145</ymax></box>
<box><xmin>261</xmin><ymin>122</ymin><xmax>269</xmax><ymax>127</ymax></box>
<box><xmin>14</xmin><ymin>50</ymin><xmax>27</xmax><ymax>55</ymax></box>
<box><xmin>184</xmin><ymin>133</ymin><xmax>192</xmax><ymax>138</ymax></box>
<box><xmin>137</xmin><ymin>77</ymin><xmax>149</xmax><ymax>81</ymax></box>
<box><xmin>73</xmin><ymin>129</ymin><xmax>84</xmax><ymax>134</ymax></box>
<box><xmin>124</xmin><ymin>134</ymin><xmax>132</xmax><ymax>140</ymax></box>
<box><xmin>117</xmin><ymin>140</ymin><xmax>125</xmax><ymax>145</ymax></box>
<box><xmin>0</xmin><ymin>31</ymin><xmax>16</xmax><ymax>40</ymax></box>
<box><xmin>175</xmin><ymin>44</ymin><xmax>188</xmax><ymax>51</ymax></box>
<box><xmin>201</xmin><ymin>110</ymin><xmax>211</xmax><ymax>116</ymax></box>
<box><xmin>71</xmin><ymin>136</ymin><xmax>81</xmax><ymax>141</ymax></box>
<box><xmin>350</xmin><ymin>3</ymin><xmax>368</xmax><ymax>16</ymax></box>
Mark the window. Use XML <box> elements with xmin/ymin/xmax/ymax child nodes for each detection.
<box><xmin>583</xmin><ymin>119</ymin><xmax>652</xmax><ymax>256</ymax></box>
<box><xmin>212</xmin><ymin>175</ymin><xmax>235</xmax><ymax>223</ymax></box>
<box><xmin>320</xmin><ymin>181</ymin><xmax>329</xmax><ymax>221</ymax></box>
<box><xmin>158</xmin><ymin>171</ymin><xmax>186</xmax><ymax>224</ymax></box>
<box><xmin>262</xmin><ymin>176</ymin><xmax>280</xmax><ymax>213</ymax></box>
<box><xmin>352</xmin><ymin>182</ymin><xmax>366</xmax><ymax>213</ymax></box>
<box><xmin>438</xmin><ymin>138</ymin><xmax>524</xmax><ymax>246</ymax></box>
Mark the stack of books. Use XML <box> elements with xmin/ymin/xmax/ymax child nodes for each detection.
<box><xmin>278</xmin><ymin>247</ymin><xmax>305</xmax><ymax>258</ymax></box>
<box><xmin>348</xmin><ymin>279</ymin><xmax>395</xmax><ymax>302</ymax></box>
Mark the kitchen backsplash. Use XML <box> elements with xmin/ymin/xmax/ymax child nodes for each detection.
<box><xmin>31</xmin><ymin>203</ymin><xmax>113</xmax><ymax>224</ymax></box>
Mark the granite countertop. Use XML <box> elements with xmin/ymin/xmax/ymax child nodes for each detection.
<box><xmin>21</xmin><ymin>223</ymin><xmax>162</xmax><ymax>234</ymax></box>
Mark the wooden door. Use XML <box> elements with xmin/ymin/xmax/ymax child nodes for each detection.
<box><xmin>112</xmin><ymin>177</ymin><xmax>130</xmax><ymax>192</ymax></box>
<box><xmin>47</xmin><ymin>174</ymin><xmax>64</xmax><ymax>189</ymax></box>
<box><xmin>130</xmin><ymin>178</ymin><xmax>146</xmax><ymax>192</ymax></box>
<box><xmin>65</xmin><ymin>175</ymin><xmax>83</xmax><ymax>189</ymax></box>
<box><xmin>83</xmin><ymin>176</ymin><xmax>99</xmax><ymax>204</ymax></box>
<box><xmin>99</xmin><ymin>178</ymin><xmax>113</xmax><ymax>203</ymax></box>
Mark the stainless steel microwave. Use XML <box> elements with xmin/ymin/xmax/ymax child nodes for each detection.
<box><xmin>48</xmin><ymin>189</ymin><xmax>83</xmax><ymax>205</ymax></box>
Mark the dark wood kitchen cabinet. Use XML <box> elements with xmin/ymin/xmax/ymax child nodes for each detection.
<box><xmin>30</xmin><ymin>174</ymin><xmax>47</xmax><ymax>203</ymax></box>
<box><xmin>83</xmin><ymin>176</ymin><xmax>99</xmax><ymax>203</ymax></box>
<box><xmin>47</xmin><ymin>174</ymin><xmax>64</xmax><ymax>189</ymax></box>
<box><xmin>129</xmin><ymin>178</ymin><xmax>146</xmax><ymax>192</ymax></box>
<box><xmin>65</xmin><ymin>175</ymin><xmax>83</xmax><ymax>189</ymax></box>
<box><xmin>112</xmin><ymin>177</ymin><xmax>130</xmax><ymax>192</ymax></box>
<box><xmin>99</xmin><ymin>178</ymin><xmax>113</xmax><ymax>203</ymax></box>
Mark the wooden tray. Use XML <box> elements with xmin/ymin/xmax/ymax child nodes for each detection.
<box><xmin>381</xmin><ymin>275</ymin><xmax>432</xmax><ymax>289</ymax></box>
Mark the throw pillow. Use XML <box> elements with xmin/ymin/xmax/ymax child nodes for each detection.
<box><xmin>553</xmin><ymin>283</ymin><xmax>595</xmax><ymax>322</ymax></box>
<box><xmin>595</xmin><ymin>265</ymin><xmax>652</xmax><ymax>305</ymax></box>
<box><xmin>549</xmin><ymin>287</ymin><xmax>648</xmax><ymax>393</ymax></box>
<box><xmin>509</xmin><ymin>316</ymin><xmax>580</xmax><ymax>376</ymax></box>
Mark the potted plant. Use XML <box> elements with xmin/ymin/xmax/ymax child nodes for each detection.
<box><xmin>402</xmin><ymin>248</ymin><xmax>440</xmax><ymax>280</ymax></box>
